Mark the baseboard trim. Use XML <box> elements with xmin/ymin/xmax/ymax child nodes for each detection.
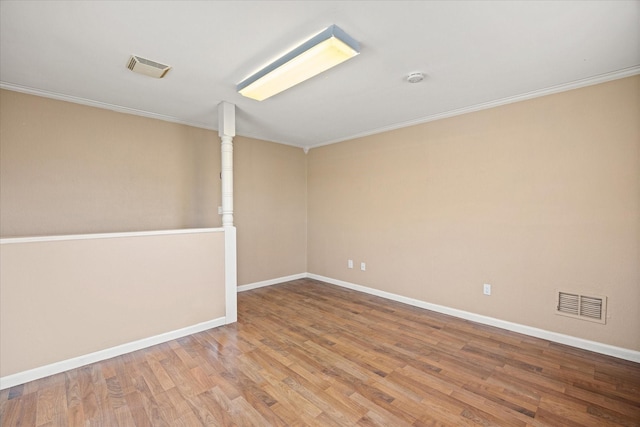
<box><xmin>237</xmin><ymin>273</ymin><xmax>307</xmax><ymax>292</ymax></box>
<box><xmin>4</xmin><ymin>272</ymin><xmax>637</xmax><ymax>390</ymax></box>
<box><xmin>0</xmin><ymin>317</ymin><xmax>226</xmax><ymax>390</ymax></box>
<box><xmin>307</xmin><ymin>273</ymin><xmax>640</xmax><ymax>363</ymax></box>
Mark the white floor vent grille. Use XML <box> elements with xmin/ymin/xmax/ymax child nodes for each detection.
<box><xmin>556</xmin><ymin>291</ymin><xmax>607</xmax><ymax>324</ymax></box>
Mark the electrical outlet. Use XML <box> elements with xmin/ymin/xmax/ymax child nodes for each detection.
<box><xmin>483</xmin><ymin>283</ymin><xmax>491</xmax><ymax>296</ymax></box>
<box><xmin>361</xmin><ymin>262</ymin><xmax>366</xmax><ymax>271</ymax></box>
<box><xmin>348</xmin><ymin>259</ymin><xmax>353</xmax><ymax>269</ymax></box>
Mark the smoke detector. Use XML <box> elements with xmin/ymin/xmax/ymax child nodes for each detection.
<box><xmin>127</xmin><ymin>55</ymin><xmax>171</xmax><ymax>78</ymax></box>
<box><xmin>406</xmin><ymin>72</ymin><xmax>425</xmax><ymax>83</ymax></box>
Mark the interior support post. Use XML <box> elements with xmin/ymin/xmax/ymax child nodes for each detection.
<box><xmin>218</xmin><ymin>101</ymin><xmax>237</xmax><ymax>323</ymax></box>
<box><xmin>219</xmin><ymin>102</ymin><xmax>235</xmax><ymax>227</ymax></box>
<box><xmin>220</xmin><ymin>135</ymin><xmax>234</xmax><ymax>226</ymax></box>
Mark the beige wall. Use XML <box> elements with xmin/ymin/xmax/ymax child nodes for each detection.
<box><xmin>1</xmin><ymin>75</ymin><xmax>638</xmax><ymax>362</ymax></box>
<box><xmin>0</xmin><ymin>89</ymin><xmax>308</xmax><ymax>286</ymax></box>
<box><xmin>235</xmin><ymin>136</ymin><xmax>307</xmax><ymax>285</ymax></box>
<box><xmin>0</xmin><ymin>231</ymin><xmax>225</xmax><ymax>377</ymax></box>
<box><xmin>0</xmin><ymin>89</ymin><xmax>221</xmax><ymax>237</ymax></box>
<box><xmin>0</xmin><ymin>90</ymin><xmax>308</xmax><ymax>378</ymax></box>
<box><xmin>307</xmin><ymin>76</ymin><xmax>640</xmax><ymax>351</ymax></box>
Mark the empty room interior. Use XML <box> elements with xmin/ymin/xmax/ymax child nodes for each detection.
<box><xmin>1</xmin><ymin>1</ymin><xmax>639</xmax><ymax>426</ymax></box>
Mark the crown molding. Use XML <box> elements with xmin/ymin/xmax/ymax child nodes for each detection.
<box><xmin>3</xmin><ymin>65</ymin><xmax>639</xmax><ymax>152</ymax></box>
<box><xmin>0</xmin><ymin>82</ymin><xmax>218</xmax><ymax>131</ymax></box>
<box><xmin>308</xmin><ymin>66</ymin><xmax>640</xmax><ymax>151</ymax></box>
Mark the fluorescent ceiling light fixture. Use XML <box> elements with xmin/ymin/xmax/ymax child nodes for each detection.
<box><xmin>237</xmin><ymin>25</ymin><xmax>360</xmax><ymax>101</ymax></box>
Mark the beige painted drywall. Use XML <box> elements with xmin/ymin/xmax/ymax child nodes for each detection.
<box><xmin>0</xmin><ymin>90</ymin><xmax>308</xmax><ymax>381</ymax></box>
<box><xmin>0</xmin><ymin>89</ymin><xmax>221</xmax><ymax>237</ymax></box>
<box><xmin>0</xmin><ymin>231</ymin><xmax>225</xmax><ymax>377</ymax></box>
<box><xmin>307</xmin><ymin>76</ymin><xmax>640</xmax><ymax>351</ymax></box>
<box><xmin>234</xmin><ymin>136</ymin><xmax>307</xmax><ymax>285</ymax></box>
<box><xmin>2</xmin><ymin>76</ymin><xmax>638</xmax><ymax>357</ymax></box>
<box><xmin>0</xmin><ymin>89</ymin><xmax>308</xmax><ymax>286</ymax></box>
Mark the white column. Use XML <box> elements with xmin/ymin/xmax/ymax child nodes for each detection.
<box><xmin>218</xmin><ymin>102</ymin><xmax>235</xmax><ymax>227</ymax></box>
<box><xmin>220</xmin><ymin>135</ymin><xmax>234</xmax><ymax>227</ymax></box>
<box><xmin>218</xmin><ymin>101</ymin><xmax>237</xmax><ymax>324</ymax></box>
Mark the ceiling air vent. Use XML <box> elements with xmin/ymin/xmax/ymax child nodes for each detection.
<box><xmin>556</xmin><ymin>291</ymin><xmax>607</xmax><ymax>324</ymax></box>
<box><xmin>127</xmin><ymin>55</ymin><xmax>171</xmax><ymax>78</ymax></box>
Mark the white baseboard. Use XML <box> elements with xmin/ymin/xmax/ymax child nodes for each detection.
<box><xmin>307</xmin><ymin>273</ymin><xmax>640</xmax><ymax>364</ymax></box>
<box><xmin>4</xmin><ymin>272</ymin><xmax>637</xmax><ymax>390</ymax></box>
<box><xmin>237</xmin><ymin>273</ymin><xmax>307</xmax><ymax>292</ymax></box>
<box><xmin>235</xmin><ymin>272</ymin><xmax>640</xmax><ymax>362</ymax></box>
<box><xmin>0</xmin><ymin>317</ymin><xmax>226</xmax><ymax>390</ymax></box>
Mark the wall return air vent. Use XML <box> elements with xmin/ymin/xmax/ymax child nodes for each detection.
<box><xmin>127</xmin><ymin>55</ymin><xmax>171</xmax><ymax>78</ymax></box>
<box><xmin>556</xmin><ymin>291</ymin><xmax>607</xmax><ymax>324</ymax></box>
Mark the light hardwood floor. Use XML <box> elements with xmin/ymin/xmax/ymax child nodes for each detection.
<box><xmin>1</xmin><ymin>279</ymin><xmax>639</xmax><ymax>426</ymax></box>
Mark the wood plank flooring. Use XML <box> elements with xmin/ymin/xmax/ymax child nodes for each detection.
<box><xmin>1</xmin><ymin>278</ymin><xmax>639</xmax><ymax>426</ymax></box>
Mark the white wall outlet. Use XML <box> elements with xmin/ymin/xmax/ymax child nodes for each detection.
<box><xmin>218</xmin><ymin>206</ymin><xmax>223</xmax><ymax>215</ymax></box>
<box><xmin>361</xmin><ymin>262</ymin><xmax>366</xmax><ymax>271</ymax></box>
<box><xmin>348</xmin><ymin>259</ymin><xmax>353</xmax><ymax>269</ymax></box>
<box><xmin>483</xmin><ymin>283</ymin><xmax>492</xmax><ymax>295</ymax></box>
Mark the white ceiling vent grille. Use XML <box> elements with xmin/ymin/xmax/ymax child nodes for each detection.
<box><xmin>127</xmin><ymin>55</ymin><xmax>171</xmax><ymax>78</ymax></box>
<box><xmin>556</xmin><ymin>291</ymin><xmax>607</xmax><ymax>324</ymax></box>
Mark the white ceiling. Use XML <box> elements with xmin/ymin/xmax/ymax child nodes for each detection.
<box><xmin>1</xmin><ymin>1</ymin><xmax>638</xmax><ymax>149</ymax></box>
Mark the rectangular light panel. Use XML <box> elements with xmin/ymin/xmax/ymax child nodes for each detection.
<box><xmin>237</xmin><ymin>25</ymin><xmax>360</xmax><ymax>101</ymax></box>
